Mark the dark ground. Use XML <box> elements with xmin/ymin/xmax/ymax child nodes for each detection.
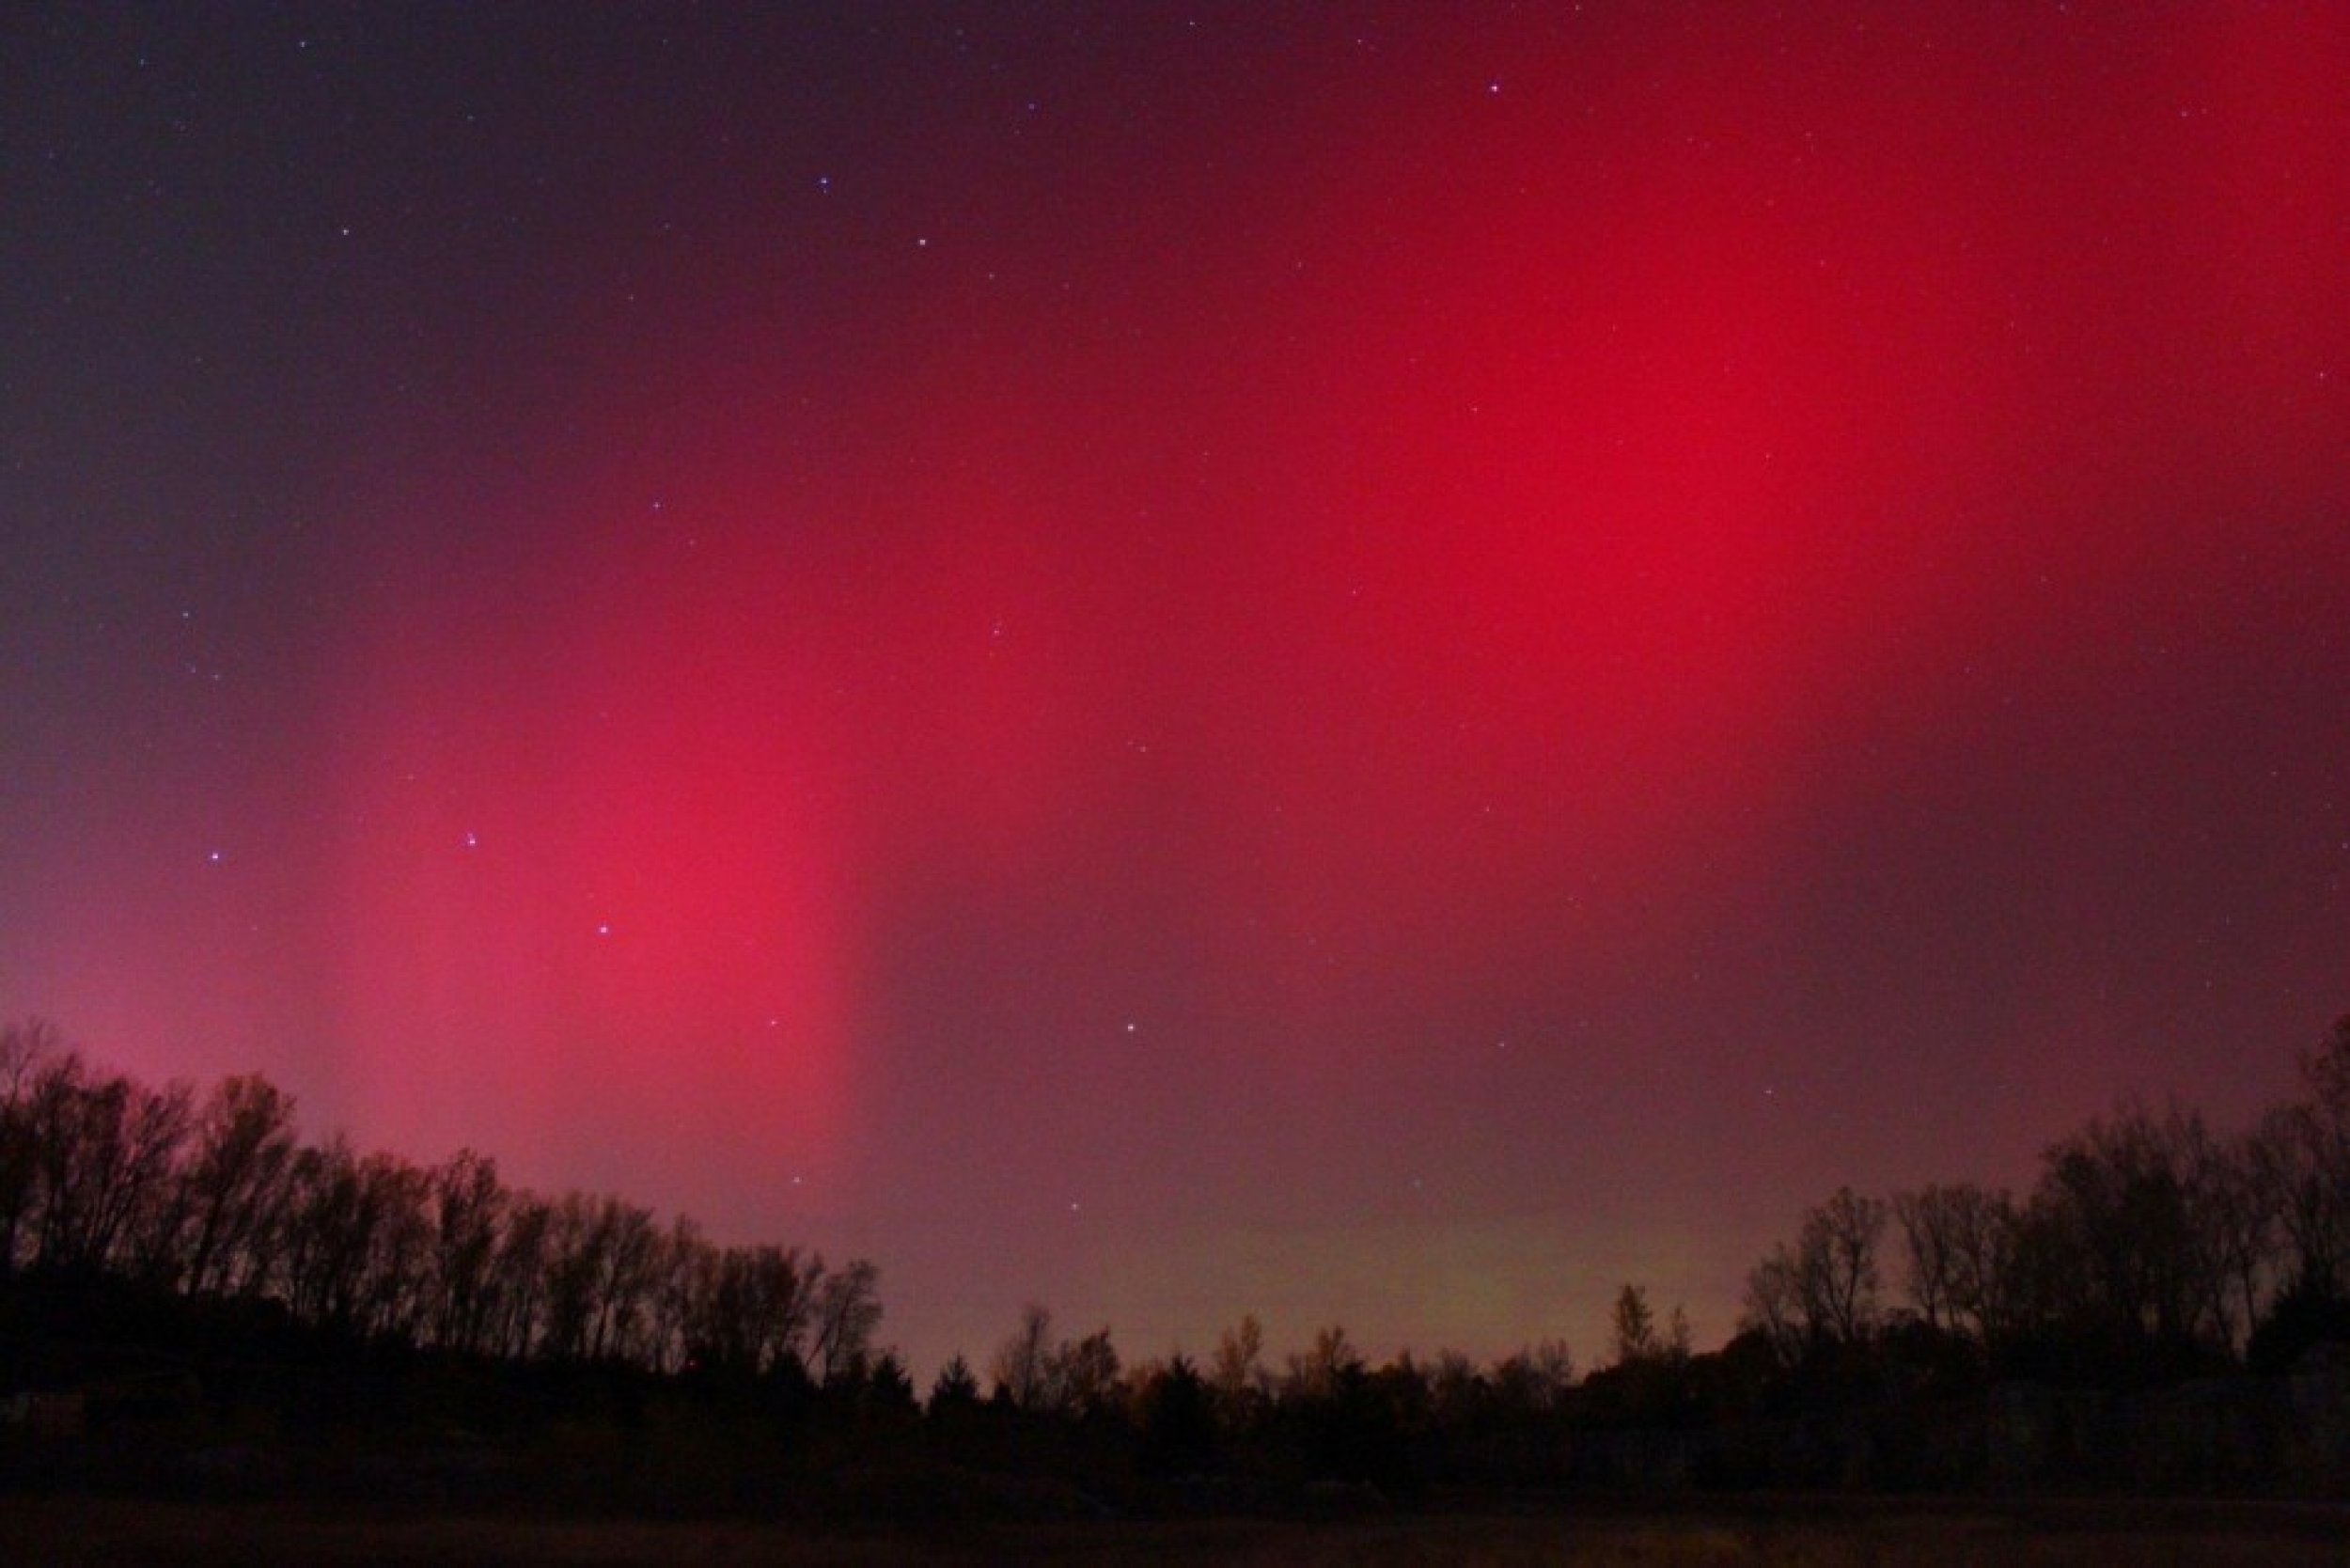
<box><xmin>4</xmin><ymin>1495</ymin><xmax>2347</xmax><ymax>1566</ymax></box>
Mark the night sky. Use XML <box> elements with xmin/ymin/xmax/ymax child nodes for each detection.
<box><xmin>6</xmin><ymin>3</ymin><xmax>2347</xmax><ymax>1379</ymax></box>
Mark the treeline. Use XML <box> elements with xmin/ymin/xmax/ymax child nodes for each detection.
<box><xmin>5</xmin><ymin>1014</ymin><xmax>2349</xmax><ymax>1510</ymax></box>
<box><xmin>1738</xmin><ymin>1014</ymin><xmax>2350</xmax><ymax>1383</ymax></box>
<box><xmin>920</xmin><ymin>1018</ymin><xmax>2350</xmax><ymax>1498</ymax></box>
<box><xmin>0</xmin><ymin>1019</ymin><xmax>884</xmax><ymax>1382</ymax></box>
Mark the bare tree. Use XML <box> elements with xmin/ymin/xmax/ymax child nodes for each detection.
<box><xmin>647</xmin><ymin>1215</ymin><xmax>707</xmax><ymax>1373</ymax></box>
<box><xmin>1608</xmin><ymin>1283</ymin><xmax>1658</xmax><ymax>1365</ymax></box>
<box><xmin>1427</xmin><ymin>1349</ymin><xmax>1483</xmax><ymax>1425</ymax></box>
<box><xmin>356</xmin><ymin>1152</ymin><xmax>434</xmax><ymax>1341</ymax></box>
<box><xmin>2255</xmin><ymin>1018</ymin><xmax>2350</xmax><ymax>1300</ymax></box>
<box><xmin>1284</xmin><ymin>1324</ymin><xmax>1362</xmax><ymax>1400</ymax></box>
<box><xmin>992</xmin><ymin>1301</ymin><xmax>1056</xmax><ymax>1408</ymax></box>
<box><xmin>537</xmin><ymin>1190</ymin><xmax>605</xmax><ymax>1359</ymax></box>
<box><xmin>24</xmin><ymin>1057</ymin><xmax>192</xmax><ymax>1275</ymax></box>
<box><xmin>489</xmin><ymin>1190</ymin><xmax>554</xmax><ymax>1358</ymax></box>
<box><xmin>101</xmin><ymin>1077</ymin><xmax>196</xmax><ymax>1275</ymax></box>
<box><xmin>176</xmin><ymin>1074</ymin><xmax>299</xmax><ymax>1298</ymax></box>
<box><xmin>1935</xmin><ymin>1184</ymin><xmax>2025</xmax><ymax>1347</ymax></box>
<box><xmin>2190</xmin><ymin>1128</ymin><xmax>2283</xmax><ymax>1349</ymax></box>
<box><xmin>277</xmin><ymin>1136</ymin><xmax>365</xmax><ymax>1327</ymax></box>
<box><xmin>1211</xmin><ymin>1311</ymin><xmax>1268</xmax><ymax>1421</ymax></box>
<box><xmin>1741</xmin><ymin>1247</ymin><xmax>1805</xmax><ymax>1364</ymax></box>
<box><xmin>1049</xmin><ymin>1326</ymin><xmax>1123</xmax><ymax>1417</ymax></box>
<box><xmin>0</xmin><ymin>1021</ymin><xmax>64</xmax><ymax>1273</ymax></box>
<box><xmin>428</xmin><ymin>1149</ymin><xmax>507</xmax><ymax>1354</ymax></box>
<box><xmin>748</xmin><ymin>1246</ymin><xmax>819</xmax><ymax>1374</ymax></box>
<box><xmin>2035</xmin><ymin>1104</ymin><xmax>2231</xmax><ymax>1350</ymax></box>
<box><xmin>1795</xmin><ymin>1186</ymin><xmax>1888</xmax><ymax>1343</ymax></box>
<box><xmin>1741</xmin><ymin>1188</ymin><xmax>1889</xmax><ymax>1356</ymax></box>
<box><xmin>0</xmin><ymin>1034</ymin><xmax>873</xmax><ymax>1386</ymax></box>
<box><xmin>585</xmin><ymin>1197</ymin><xmax>662</xmax><ymax>1361</ymax></box>
<box><xmin>1895</xmin><ymin>1184</ymin><xmax>1966</xmax><ymax>1331</ymax></box>
<box><xmin>23</xmin><ymin>1052</ymin><xmax>98</xmax><ymax>1268</ymax></box>
<box><xmin>807</xmin><ymin>1256</ymin><xmax>883</xmax><ymax>1386</ymax></box>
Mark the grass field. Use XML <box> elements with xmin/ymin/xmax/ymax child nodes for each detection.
<box><xmin>4</xmin><ymin>1496</ymin><xmax>2347</xmax><ymax>1565</ymax></box>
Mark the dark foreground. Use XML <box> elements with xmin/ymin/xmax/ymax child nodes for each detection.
<box><xmin>5</xmin><ymin>1496</ymin><xmax>2348</xmax><ymax>1566</ymax></box>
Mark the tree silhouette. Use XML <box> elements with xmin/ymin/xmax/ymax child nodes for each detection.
<box><xmin>809</xmin><ymin>1257</ymin><xmax>884</xmax><ymax>1387</ymax></box>
<box><xmin>1135</xmin><ymin>1354</ymin><xmax>1218</xmax><ymax>1475</ymax></box>
<box><xmin>1609</xmin><ymin>1283</ymin><xmax>1658</xmax><ymax>1365</ymax></box>
<box><xmin>6</xmin><ymin>1010</ymin><xmax>2350</xmax><ymax>1508</ymax></box>
<box><xmin>428</xmin><ymin>1148</ymin><xmax>506</xmax><ymax>1354</ymax></box>
<box><xmin>991</xmin><ymin>1301</ymin><xmax>1055</xmax><ymax>1410</ymax></box>
<box><xmin>1211</xmin><ymin>1310</ymin><xmax>1268</xmax><ymax>1425</ymax></box>
<box><xmin>928</xmin><ymin>1352</ymin><xmax>980</xmax><ymax>1411</ymax></box>
<box><xmin>178</xmin><ymin>1074</ymin><xmax>300</xmax><ymax>1299</ymax></box>
<box><xmin>1796</xmin><ymin>1186</ymin><xmax>1887</xmax><ymax>1344</ymax></box>
<box><xmin>1283</xmin><ymin>1323</ymin><xmax>1362</xmax><ymax>1401</ymax></box>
